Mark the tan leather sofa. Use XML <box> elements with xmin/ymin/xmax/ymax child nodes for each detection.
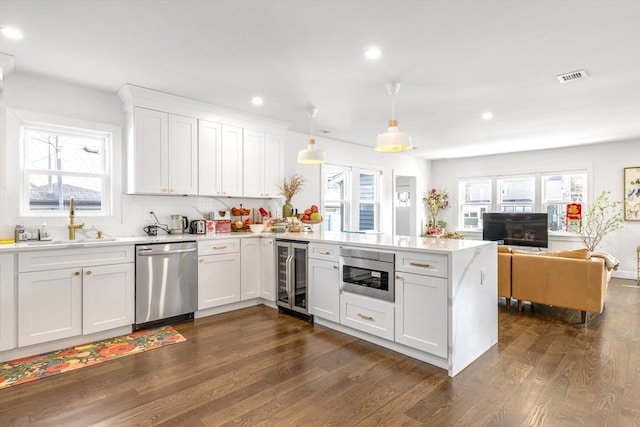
<box><xmin>497</xmin><ymin>246</ymin><xmax>513</xmax><ymax>308</ymax></box>
<box><xmin>498</xmin><ymin>247</ymin><xmax>617</xmax><ymax>324</ymax></box>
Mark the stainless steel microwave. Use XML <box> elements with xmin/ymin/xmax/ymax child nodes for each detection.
<box><xmin>339</xmin><ymin>247</ymin><xmax>395</xmax><ymax>302</ymax></box>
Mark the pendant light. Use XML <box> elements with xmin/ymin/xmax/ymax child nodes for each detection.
<box><xmin>375</xmin><ymin>82</ymin><xmax>413</xmax><ymax>152</ymax></box>
<box><xmin>297</xmin><ymin>107</ymin><xmax>326</xmax><ymax>164</ymax></box>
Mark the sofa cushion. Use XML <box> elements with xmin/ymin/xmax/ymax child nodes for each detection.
<box><xmin>539</xmin><ymin>248</ymin><xmax>591</xmax><ymax>260</ymax></box>
<box><xmin>497</xmin><ymin>245</ymin><xmax>512</xmax><ymax>253</ymax></box>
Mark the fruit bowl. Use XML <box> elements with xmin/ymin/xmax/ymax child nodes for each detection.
<box><xmin>300</xmin><ymin>219</ymin><xmax>323</xmax><ymax>225</ymax></box>
<box><xmin>249</xmin><ymin>224</ymin><xmax>265</xmax><ymax>233</ymax></box>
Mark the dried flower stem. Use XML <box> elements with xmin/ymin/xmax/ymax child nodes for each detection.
<box><xmin>278</xmin><ymin>174</ymin><xmax>305</xmax><ymax>201</ymax></box>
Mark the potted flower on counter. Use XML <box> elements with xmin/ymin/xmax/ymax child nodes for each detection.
<box><xmin>278</xmin><ymin>174</ymin><xmax>305</xmax><ymax>218</ymax></box>
<box><xmin>423</xmin><ymin>188</ymin><xmax>449</xmax><ymax>236</ymax></box>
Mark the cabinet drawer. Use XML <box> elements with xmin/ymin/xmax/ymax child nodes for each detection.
<box><xmin>308</xmin><ymin>243</ymin><xmax>340</xmax><ymax>262</ymax></box>
<box><xmin>19</xmin><ymin>245</ymin><xmax>134</xmax><ymax>273</ymax></box>
<box><xmin>198</xmin><ymin>239</ymin><xmax>240</xmax><ymax>255</ymax></box>
<box><xmin>396</xmin><ymin>251</ymin><xmax>448</xmax><ymax>278</ymax></box>
<box><xmin>340</xmin><ymin>292</ymin><xmax>394</xmax><ymax>341</ymax></box>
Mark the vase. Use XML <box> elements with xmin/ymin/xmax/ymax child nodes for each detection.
<box><xmin>283</xmin><ymin>200</ymin><xmax>294</xmax><ymax>218</ymax></box>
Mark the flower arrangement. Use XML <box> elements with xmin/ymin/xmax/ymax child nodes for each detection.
<box><xmin>278</xmin><ymin>174</ymin><xmax>305</xmax><ymax>202</ymax></box>
<box><xmin>423</xmin><ymin>188</ymin><xmax>449</xmax><ymax>235</ymax></box>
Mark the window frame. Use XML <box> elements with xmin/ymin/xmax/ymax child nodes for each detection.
<box><xmin>458</xmin><ymin>169</ymin><xmax>588</xmax><ymax>233</ymax></box>
<box><xmin>4</xmin><ymin>108</ymin><xmax>122</xmax><ymax>225</ymax></box>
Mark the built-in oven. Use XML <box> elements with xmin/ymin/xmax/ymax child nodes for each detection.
<box><xmin>340</xmin><ymin>247</ymin><xmax>395</xmax><ymax>302</ymax></box>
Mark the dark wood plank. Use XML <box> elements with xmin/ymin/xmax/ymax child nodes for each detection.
<box><xmin>0</xmin><ymin>279</ymin><xmax>638</xmax><ymax>426</ymax></box>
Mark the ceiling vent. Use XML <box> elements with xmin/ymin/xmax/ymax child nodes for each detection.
<box><xmin>556</xmin><ymin>69</ymin><xmax>588</xmax><ymax>83</ymax></box>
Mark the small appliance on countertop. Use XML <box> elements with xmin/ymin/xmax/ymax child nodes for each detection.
<box><xmin>189</xmin><ymin>219</ymin><xmax>206</xmax><ymax>234</ymax></box>
<box><xmin>169</xmin><ymin>214</ymin><xmax>189</xmax><ymax>234</ymax></box>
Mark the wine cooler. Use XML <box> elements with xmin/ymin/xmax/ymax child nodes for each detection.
<box><xmin>275</xmin><ymin>239</ymin><xmax>312</xmax><ymax>321</ymax></box>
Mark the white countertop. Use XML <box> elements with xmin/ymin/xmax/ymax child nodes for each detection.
<box><xmin>0</xmin><ymin>231</ymin><xmax>494</xmax><ymax>254</ymax></box>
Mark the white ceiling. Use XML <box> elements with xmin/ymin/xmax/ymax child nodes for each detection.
<box><xmin>1</xmin><ymin>0</ymin><xmax>639</xmax><ymax>159</ymax></box>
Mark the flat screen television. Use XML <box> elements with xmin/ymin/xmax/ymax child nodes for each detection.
<box><xmin>482</xmin><ymin>213</ymin><xmax>548</xmax><ymax>248</ymax></box>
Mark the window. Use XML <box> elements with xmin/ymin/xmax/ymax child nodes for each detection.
<box><xmin>322</xmin><ymin>165</ymin><xmax>381</xmax><ymax>232</ymax></box>
<box><xmin>458</xmin><ymin>171</ymin><xmax>587</xmax><ymax>232</ymax></box>
<box><xmin>21</xmin><ymin>122</ymin><xmax>111</xmax><ymax>215</ymax></box>
<box><xmin>459</xmin><ymin>178</ymin><xmax>491</xmax><ymax>230</ymax></box>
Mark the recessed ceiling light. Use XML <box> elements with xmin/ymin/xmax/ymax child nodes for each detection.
<box><xmin>364</xmin><ymin>47</ymin><xmax>382</xmax><ymax>60</ymax></box>
<box><xmin>482</xmin><ymin>112</ymin><xmax>494</xmax><ymax>120</ymax></box>
<box><xmin>251</xmin><ymin>96</ymin><xmax>264</xmax><ymax>106</ymax></box>
<box><xmin>1</xmin><ymin>27</ymin><xmax>24</xmax><ymax>40</ymax></box>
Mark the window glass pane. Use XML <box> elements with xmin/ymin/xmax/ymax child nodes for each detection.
<box><xmin>28</xmin><ymin>174</ymin><xmax>103</xmax><ymax>211</ymax></box>
<box><xmin>542</xmin><ymin>173</ymin><xmax>586</xmax><ymax>202</ymax></box>
<box><xmin>359</xmin><ymin>203</ymin><xmax>375</xmax><ymax>230</ymax></box>
<box><xmin>463</xmin><ymin>179</ymin><xmax>491</xmax><ymax>203</ymax></box>
<box><xmin>24</xmin><ymin>127</ymin><xmax>106</xmax><ymax>174</ymax></box>
<box><xmin>462</xmin><ymin>205</ymin><xmax>489</xmax><ymax>229</ymax></box>
<box><xmin>323</xmin><ymin>204</ymin><xmax>344</xmax><ymax>232</ymax></box>
<box><xmin>499</xmin><ymin>177</ymin><xmax>534</xmax><ymax>203</ymax></box>
<box><xmin>359</xmin><ymin>172</ymin><xmax>377</xmax><ymax>202</ymax></box>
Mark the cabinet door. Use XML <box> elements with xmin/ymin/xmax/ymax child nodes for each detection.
<box><xmin>308</xmin><ymin>258</ymin><xmax>340</xmax><ymax>323</ymax></box>
<box><xmin>263</xmin><ymin>133</ymin><xmax>283</xmax><ymax>197</ymax></box>
<box><xmin>168</xmin><ymin>114</ymin><xmax>198</xmax><ymax>195</ymax></box>
<box><xmin>132</xmin><ymin>107</ymin><xmax>168</xmax><ymax>194</ymax></box>
<box><xmin>198</xmin><ymin>252</ymin><xmax>241</xmax><ymax>309</ymax></box>
<box><xmin>220</xmin><ymin>124</ymin><xmax>243</xmax><ymax>197</ymax></box>
<box><xmin>198</xmin><ymin>119</ymin><xmax>221</xmax><ymax>196</ymax></box>
<box><xmin>395</xmin><ymin>271</ymin><xmax>448</xmax><ymax>358</ymax></box>
<box><xmin>241</xmin><ymin>238</ymin><xmax>260</xmax><ymax>300</ymax></box>
<box><xmin>0</xmin><ymin>254</ymin><xmax>15</xmax><ymax>351</ymax></box>
<box><xmin>18</xmin><ymin>268</ymin><xmax>82</xmax><ymax>347</ymax></box>
<box><xmin>83</xmin><ymin>263</ymin><xmax>135</xmax><ymax>335</ymax></box>
<box><xmin>260</xmin><ymin>238</ymin><xmax>275</xmax><ymax>301</ymax></box>
<box><xmin>242</xmin><ymin>129</ymin><xmax>264</xmax><ymax>197</ymax></box>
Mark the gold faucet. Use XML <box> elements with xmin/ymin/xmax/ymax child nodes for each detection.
<box><xmin>68</xmin><ymin>197</ymin><xmax>85</xmax><ymax>240</ymax></box>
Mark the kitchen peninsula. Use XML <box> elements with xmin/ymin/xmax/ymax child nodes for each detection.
<box><xmin>0</xmin><ymin>232</ymin><xmax>497</xmax><ymax>377</ymax></box>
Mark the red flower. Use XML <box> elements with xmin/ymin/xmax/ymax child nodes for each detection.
<box><xmin>99</xmin><ymin>343</ymin><xmax>136</xmax><ymax>357</ymax></box>
<box><xmin>46</xmin><ymin>361</ymin><xmax>70</xmax><ymax>373</ymax></box>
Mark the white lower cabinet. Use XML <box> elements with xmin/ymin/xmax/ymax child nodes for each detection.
<box><xmin>83</xmin><ymin>263</ymin><xmax>135</xmax><ymax>335</ymax></box>
<box><xmin>340</xmin><ymin>292</ymin><xmax>394</xmax><ymax>341</ymax></box>
<box><xmin>18</xmin><ymin>268</ymin><xmax>83</xmax><ymax>347</ymax></box>
<box><xmin>0</xmin><ymin>254</ymin><xmax>16</xmax><ymax>351</ymax></box>
<box><xmin>394</xmin><ymin>271</ymin><xmax>448</xmax><ymax>358</ymax></box>
<box><xmin>241</xmin><ymin>238</ymin><xmax>260</xmax><ymax>300</ymax></box>
<box><xmin>16</xmin><ymin>246</ymin><xmax>135</xmax><ymax>348</ymax></box>
<box><xmin>260</xmin><ymin>238</ymin><xmax>275</xmax><ymax>301</ymax></box>
<box><xmin>308</xmin><ymin>258</ymin><xmax>340</xmax><ymax>323</ymax></box>
<box><xmin>198</xmin><ymin>240</ymin><xmax>241</xmax><ymax>309</ymax></box>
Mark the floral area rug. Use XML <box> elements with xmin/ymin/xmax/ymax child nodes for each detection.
<box><xmin>0</xmin><ymin>325</ymin><xmax>186</xmax><ymax>390</ymax></box>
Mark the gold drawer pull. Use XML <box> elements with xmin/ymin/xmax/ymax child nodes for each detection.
<box><xmin>85</xmin><ymin>270</ymin><xmax>92</xmax><ymax>275</ymax></box>
<box><xmin>318</xmin><ymin>251</ymin><xmax>331</xmax><ymax>255</ymax></box>
<box><xmin>333</xmin><ymin>265</ymin><xmax>339</xmax><ymax>270</ymax></box>
<box><xmin>74</xmin><ymin>271</ymin><xmax>80</xmax><ymax>276</ymax></box>
<box><xmin>395</xmin><ymin>274</ymin><xmax>403</xmax><ymax>280</ymax></box>
<box><xmin>357</xmin><ymin>313</ymin><xmax>373</xmax><ymax>321</ymax></box>
<box><xmin>409</xmin><ymin>262</ymin><xmax>431</xmax><ymax>268</ymax></box>
<box><xmin>213</xmin><ymin>245</ymin><xmax>227</xmax><ymax>250</ymax></box>
<box><xmin>199</xmin><ymin>258</ymin><xmax>204</xmax><ymax>263</ymax></box>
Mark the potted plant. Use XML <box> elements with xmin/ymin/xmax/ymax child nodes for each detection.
<box><xmin>570</xmin><ymin>190</ymin><xmax>624</xmax><ymax>251</ymax></box>
<box><xmin>278</xmin><ymin>174</ymin><xmax>305</xmax><ymax>218</ymax></box>
<box><xmin>423</xmin><ymin>188</ymin><xmax>449</xmax><ymax>236</ymax></box>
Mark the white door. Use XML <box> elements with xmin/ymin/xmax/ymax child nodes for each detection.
<box><xmin>198</xmin><ymin>253</ymin><xmax>241</xmax><ymax>309</ymax></box>
<box><xmin>18</xmin><ymin>268</ymin><xmax>82</xmax><ymax>347</ymax></box>
<box><xmin>220</xmin><ymin>124</ymin><xmax>243</xmax><ymax>197</ymax></box>
<box><xmin>263</xmin><ymin>133</ymin><xmax>283</xmax><ymax>197</ymax></box>
<box><xmin>83</xmin><ymin>263</ymin><xmax>135</xmax><ymax>335</ymax></box>
<box><xmin>0</xmin><ymin>254</ymin><xmax>15</xmax><ymax>351</ymax></box>
<box><xmin>260</xmin><ymin>238</ymin><xmax>275</xmax><ymax>301</ymax></box>
<box><xmin>198</xmin><ymin>119</ymin><xmax>221</xmax><ymax>196</ymax></box>
<box><xmin>394</xmin><ymin>271</ymin><xmax>448</xmax><ymax>357</ymax></box>
<box><xmin>308</xmin><ymin>258</ymin><xmax>340</xmax><ymax>323</ymax></box>
<box><xmin>241</xmin><ymin>238</ymin><xmax>261</xmax><ymax>300</ymax></box>
<box><xmin>133</xmin><ymin>107</ymin><xmax>168</xmax><ymax>194</ymax></box>
<box><xmin>168</xmin><ymin>114</ymin><xmax>198</xmax><ymax>195</ymax></box>
<box><xmin>242</xmin><ymin>129</ymin><xmax>264</xmax><ymax>197</ymax></box>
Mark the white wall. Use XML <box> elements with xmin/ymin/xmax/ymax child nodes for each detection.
<box><xmin>431</xmin><ymin>140</ymin><xmax>640</xmax><ymax>279</ymax></box>
<box><xmin>0</xmin><ymin>71</ymin><xmax>430</xmax><ymax>240</ymax></box>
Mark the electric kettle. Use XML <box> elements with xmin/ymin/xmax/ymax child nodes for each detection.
<box><xmin>169</xmin><ymin>215</ymin><xmax>189</xmax><ymax>234</ymax></box>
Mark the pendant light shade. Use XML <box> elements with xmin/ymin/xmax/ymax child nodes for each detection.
<box><xmin>375</xmin><ymin>82</ymin><xmax>413</xmax><ymax>152</ymax></box>
<box><xmin>298</xmin><ymin>107</ymin><xmax>326</xmax><ymax>164</ymax></box>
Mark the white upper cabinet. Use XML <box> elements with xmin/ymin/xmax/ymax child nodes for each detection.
<box><xmin>198</xmin><ymin>120</ymin><xmax>221</xmax><ymax>196</ymax></box>
<box><xmin>128</xmin><ymin>107</ymin><xmax>197</xmax><ymax>195</ymax></box>
<box><xmin>243</xmin><ymin>129</ymin><xmax>283</xmax><ymax>198</ymax></box>
<box><xmin>219</xmin><ymin>124</ymin><xmax>244</xmax><ymax>197</ymax></box>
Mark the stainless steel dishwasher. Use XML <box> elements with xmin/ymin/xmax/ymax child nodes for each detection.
<box><xmin>134</xmin><ymin>241</ymin><xmax>198</xmax><ymax>330</ymax></box>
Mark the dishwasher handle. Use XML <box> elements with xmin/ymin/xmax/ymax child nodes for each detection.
<box><xmin>137</xmin><ymin>247</ymin><xmax>197</xmax><ymax>256</ymax></box>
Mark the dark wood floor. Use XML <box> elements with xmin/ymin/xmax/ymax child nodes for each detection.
<box><xmin>1</xmin><ymin>278</ymin><xmax>639</xmax><ymax>426</ymax></box>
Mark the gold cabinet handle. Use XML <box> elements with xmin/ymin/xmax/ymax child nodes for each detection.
<box><xmin>162</xmin><ymin>188</ymin><xmax>168</xmax><ymax>193</ymax></box>
<box><xmin>409</xmin><ymin>262</ymin><xmax>431</xmax><ymax>268</ymax></box>
<box><xmin>85</xmin><ymin>270</ymin><xmax>92</xmax><ymax>275</ymax></box>
<box><xmin>357</xmin><ymin>313</ymin><xmax>373</xmax><ymax>321</ymax></box>
<box><xmin>333</xmin><ymin>265</ymin><xmax>339</xmax><ymax>270</ymax></box>
<box><xmin>318</xmin><ymin>250</ymin><xmax>331</xmax><ymax>255</ymax></box>
<box><xmin>395</xmin><ymin>274</ymin><xmax>403</xmax><ymax>280</ymax></box>
<box><xmin>199</xmin><ymin>258</ymin><xmax>204</xmax><ymax>263</ymax></box>
<box><xmin>213</xmin><ymin>245</ymin><xmax>227</xmax><ymax>250</ymax></box>
<box><xmin>169</xmin><ymin>188</ymin><xmax>175</xmax><ymax>193</ymax></box>
<box><xmin>74</xmin><ymin>271</ymin><xmax>80</xmax><ymax>276</ymax></box>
